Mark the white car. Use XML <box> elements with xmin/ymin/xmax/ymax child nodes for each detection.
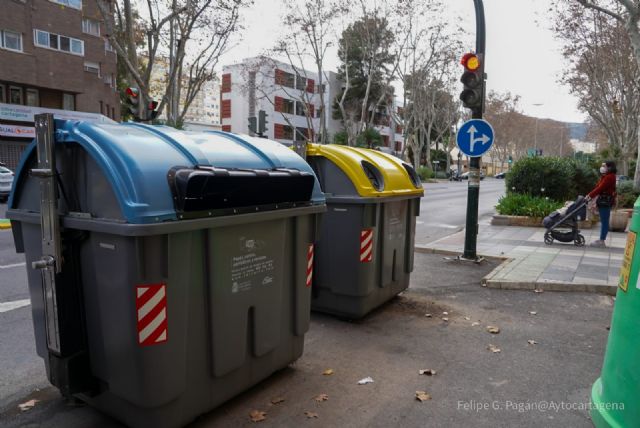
<box><xmin>0</xmin><ymin>165</ymin><xmax>14</xmax><ymax>202</ymax></box>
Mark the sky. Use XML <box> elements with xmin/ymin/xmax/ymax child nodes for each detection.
<box><xmin>218</xmin><ymin>0</ymin><xmax>586</xmax><ymax>124</ymax></box>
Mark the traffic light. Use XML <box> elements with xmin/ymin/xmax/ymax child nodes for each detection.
<box><xmin>147</xmin><ymin>100</ymin><xmax>159</xmax><ymax>121</ymax></box>
<box><xmin>248</xmin><ymin>116</ymin><xmax>257</xmax><ymax>134</ymax></box>
<box><xmin>125</xmin><ymin>87</ymin><xmax>140</xmax><ymax>119</ymax></box>
<box><xmin>459</xmin><ymin>52</ymin><xmax>484</xmax><ymax>115</ymax></box>
<box><xmin>258</xmin><ymin>110</ymin><xmax>268</xmax><ymax>136</ymax></box>
<box><xmin>508</xmin><ymin>155</ymin><xmax>513</xmax><ymax>164</ymax></box>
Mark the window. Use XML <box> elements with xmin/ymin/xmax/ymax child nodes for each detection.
<box><xmin>295</xmin><ymin>127</ymin><xmax>311</xmax><ymax>142</ymax></box>
<box><xmin>63</xmin><ymin>93</ymin><xmax>75</xmax><ymax>110</ymax></box>
<box><xmin>279</xmin><ymin>98</ymin><xmax>294</xmax><ymax>114</ymax></box>
<box><xmin>34</xmin><ymin>29</ymin><xmax>84</xmax><ymax>55</ymax></box>
<box><xmin>2</xmin><ymin>30</ymin><xmax>23</xmax><ymax>52</ymax></box>
<box><xmin>0</xmin><ymin>85</ymin><xmax>4</xmax><ymax>103</ymax></box>
<box><xmin>295</xmin><ymin>75</ymin><xmax>306</xmax><ymax>91</ymax></box>
<box><xmin>84</xmin><ymin>61</ymin><xmax>100</xmax><ymax>75</ymax></box>
<box><xmin>282</xmin><ymin>125</ymin><xmax>294</xmax><ymax>140</ymax></box>
<box><xmin>82</xmin><ymin>18</ymin><xmax>100</xmax><ymax>36</ymax></box>
<box><xmin>222</xmin><ymin>125</ymin><xmax>231</xmax><ymax>132</ymax></box>
<box><xmin>49</xmin><ymin>0</ymin><xmax>82</xmax><ymax>10</ymax></box>
<box><xmin>104</xmin><ymin>38</ymin><xmax>114</xmax><ymax>52</ymax></box>
<box><xmin>26</xmin><ymin>89</ymin><xmax>39</xmax><ymax>106</ymax></box>
<box><xmin>275</xmin><ymin>69</ymin><xmax>294</xmax><ymax>88</ymax></box>
<box><xmin>9</xmin><ymin>86</ymin><xmax>22</xmax><ymax>104</ymax></box>
<box><xmin>295</xmin><ymin>101</ymin><xmax>305</xmax><ymax>116</ymax></box>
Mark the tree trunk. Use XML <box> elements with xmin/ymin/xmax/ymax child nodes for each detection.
<box><xmin>635</xmin><ymin>125</ymin><xmax>640</xmax><ymax>190</ymax></box>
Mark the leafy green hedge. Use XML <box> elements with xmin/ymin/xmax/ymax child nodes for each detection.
<box><xmin>417</xmin><ymin>166</ymin><xmax>434</xmax><ymax>180</ymax></box>
<box><xmin>505</xmin><ymin>157</ymin><xmax>598</xmax><ymax>201</ymax></box>
<box><xmin>496</xmin><ymin>193</ymin><xmax>564</xmax><ymax>217</ymax></box>
<box><xmin>617</xmin><ymin>181</ymin><xmax>640</xmax><ymax>208</ymax></box>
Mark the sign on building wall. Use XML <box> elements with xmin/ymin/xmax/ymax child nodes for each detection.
<box><xmin>0</xmin><ymin>124</ymin><xmax>35</xmax><ymax>138</ymax></box>
<box><xmin>0</xmin><ymin>103</ymin><xmax>114</xmax><ymax>125</ymax></box>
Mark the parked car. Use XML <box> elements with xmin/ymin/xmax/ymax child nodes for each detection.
<box><xmin>494</xmin><ymin>172</ymin><xmax>506</xmax><ymax>179</ymax></box>
<box><xmin>460</xmin><ymin>171</ymin><xmax>485</xmax><ymax>180</ymax></box>
<box><xmin>0</xmin><ymin>165</ymin><xmax>14</xmax><ymax>202</ymax></box>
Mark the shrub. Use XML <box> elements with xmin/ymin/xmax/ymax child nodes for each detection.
<box><xmin>417</xmin><ymin>166</ymin><xmax>434</xmax><ymax>180</ymax></box>
<box><xmin>617</xmin><ymin>181</ymin><xmax>640</xmax><ymax>208</ymax></box>
<box><xmin>506</xmin><ymin>157</ymin><xmax>598</xmax><ymax>201</ymax></box>
<box><xmin>356</xmin><ymin>127</ymin><xmax>382</xmax><ymax>148</ymax></box>
<box><xmin>568</xmin><ymin>159</ymin><xmax>599</xmax><ymax>197</ymax></box>
<box><xmin>496</xmin><ymin>193</ymin><xmax>563</xmax><ymax>217</ymax></box>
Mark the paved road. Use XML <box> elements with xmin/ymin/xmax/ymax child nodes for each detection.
<box><xmin>416</xmin><ymin>178</ymin><xmax>505</xmax><ymax>246</ymax></box>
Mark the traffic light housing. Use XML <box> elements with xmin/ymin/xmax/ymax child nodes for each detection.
<box><xmin>508</xmin><ymin>155</ymin><xmax>513</xmax><ymax>164</ymax></box>
<box><xmin>258</xmin><ymin>110</ymin><xmax>268</xmax><ymax>136</ymax></box>
<box><xmin>147</xmin><ymin>100</ymin><xmax>159</xmax><ymax>121</ymax></box>
<box><xmin>460</xmin><ymin>52</ymin><xmax>484</xmax><ymax>115</ymax></box>
<box><xmin>248</xmin><ymin>116</ymin><xmax>257</xmax><ymax>134</ymax></box>
<box><xmin>125</xmin><ymin>87</ymin><xmax>140</xmax><ymax>119</ymax></box>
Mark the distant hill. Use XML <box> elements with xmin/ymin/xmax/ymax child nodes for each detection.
<box><xmin>567</xmin><ymin>122</ymin><xmax>588</xmax><ymax>140</ymax></box>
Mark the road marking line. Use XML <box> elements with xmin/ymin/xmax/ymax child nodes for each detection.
<box><xmin>0</xmin><ymin>299</ymin><xmax>31</xmax><ymax>313</ymax></box>
<box><xmin>0</xmin><ymin>262</ymin><xmax>26</xmax><ymax>269</ymax></box>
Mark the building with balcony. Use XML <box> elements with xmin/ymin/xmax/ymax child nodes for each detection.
<box><xmin>0</xmin><ymin>0</ymin><xmax>119</xmax><ymax>167</ymax></box>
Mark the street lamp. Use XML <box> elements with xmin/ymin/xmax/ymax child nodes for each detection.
<box><xmin>532</xmin><ymin>103</ymin><xmax>544</xmax><ymax>154</ymax></box>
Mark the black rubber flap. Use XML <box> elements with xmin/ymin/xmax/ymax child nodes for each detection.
<box><xmin>168</xmin><ymin>166</ymin><xmax>316</xmax><ymax>214</ymax></box>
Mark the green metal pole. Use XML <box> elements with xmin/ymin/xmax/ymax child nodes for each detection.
<box><xmin>462</xmin><ymin>0</ymin><xmax>486</xmax><ymax>260</ymax></box>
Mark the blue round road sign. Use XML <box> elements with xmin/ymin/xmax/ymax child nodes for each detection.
<box><xmin>456</xmin><ymin>119</ymin><xmax>494</xmax><ymax>157</ymax></box>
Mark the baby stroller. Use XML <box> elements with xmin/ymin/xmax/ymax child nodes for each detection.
<box><xmin>542</xmin><ymin>196</ymin><xmax>588</xmax><ymax>246</ymax></box>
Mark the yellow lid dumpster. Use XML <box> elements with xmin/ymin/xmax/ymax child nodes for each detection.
<box><xmin>306</xmin><ymin>144</ymin><xmax>423</xmax><ymax>318</ymax></box>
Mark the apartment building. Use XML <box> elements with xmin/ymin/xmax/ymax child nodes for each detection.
<box><xmin>182</xmin><ymin>78</ymin><xmax>221</xmax><ymax>127</ymax></box>
<box><xmin>0</xmin><ymin>0</ymin><xmax>119</xmax><ymax>167</ymax></box>
<box><xmin>221</xmin><ymin>57</ymin><xmax>322</xmax><ymax>145</ymax></box>
<box><xmin>221</xmin><ymin>57</ymin><xmax>405</xmax><ymax>153</ymax></box>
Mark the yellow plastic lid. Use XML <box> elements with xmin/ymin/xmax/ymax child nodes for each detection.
<box><xmin>307</xmin><ymin>144</ymin><xmax>424</xmax><ymax>198</ymax></box>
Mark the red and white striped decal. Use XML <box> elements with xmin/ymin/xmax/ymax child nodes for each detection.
<box><xmin>135</xmin><ymin>283</ymin><xmax>168</xmax><ymax>346</ymax></box>
<box><xmin>360</xmin><ymin>229</ymin><xmax>374</xmax><ymax>262</ymax></box>
<box><xmin>306</xmin><ymin>244</ymin><xmax>314</xmax><ymax>287</ymax></box>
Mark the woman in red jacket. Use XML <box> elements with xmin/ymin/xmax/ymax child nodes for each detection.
<box><xmin>586</xmin><ymin>161</ymin><xmax>617</xmax><ymax>247</ymax></box>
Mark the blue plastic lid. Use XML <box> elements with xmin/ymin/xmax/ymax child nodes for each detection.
<box><xmin>11</xmin><ymin>120</ymin><xmax>325</xmax><ymax>224</ymax></box>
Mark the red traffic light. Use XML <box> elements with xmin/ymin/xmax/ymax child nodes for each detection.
<box><xmin>126</xmin><ymin>87</ymin><xmax>139</xmax><ymax>98</ymax></box>
<box><xmin>460</xmin><ymin>53</ymin><xmax>481</xmax><ymax>72</ymax></box>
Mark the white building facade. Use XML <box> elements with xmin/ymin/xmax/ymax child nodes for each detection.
<box><xmin>221</xmin><ymin>57</ymin><xmax>405</xmax><ymax>152</ymax></box>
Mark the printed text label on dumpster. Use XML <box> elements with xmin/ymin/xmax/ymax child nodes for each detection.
<box><xmin>231</xmin><ymin>238</ymin><xmax>276</xmax><ymax>293</ymax></box>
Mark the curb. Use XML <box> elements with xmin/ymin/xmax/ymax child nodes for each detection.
<box><xmin>415</xmin><ymin>245</ymin><xmax>617</xmax><ymax>296</ymax></box>
<box><xmin>482</xmin><ymin>279</ymin><xmax>617</xmax><ymax>296</ymax></box>
<box><xmin>414</xmin><ymin>245</ymin><xmax>507</xmax><ymax>263</ymax></box>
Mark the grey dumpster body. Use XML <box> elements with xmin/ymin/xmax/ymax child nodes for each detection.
<box><xmin>306</xmin><ymin>144</ymin><xmax>423</xmax><ymax>319</ymax></box>
<box><xmin>8</xmin><ymin>119</ymin><xmax>325</xmax><ymax>428</ymax></box>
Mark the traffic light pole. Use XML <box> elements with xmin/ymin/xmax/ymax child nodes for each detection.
<box><xmin>462</xmin><ymin>0</ymin><xmax>486</xmax><ymax>261</ymax></box>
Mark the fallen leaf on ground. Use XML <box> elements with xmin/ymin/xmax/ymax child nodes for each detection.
<box><xmin>534</xmin><ymin>289</ymin><xmax>544</xmax><ymax>293</ymax></box>
<box><xmin>464</xmin><ymin>316</ymin><xmax>471</xmax><ymax>321</ymax></box>
<box><xmin>18</xmin><ymin>399</ymin><xmax>38</xmax><ymax>412</ymax></box>
<box><xmin>425</xmin><ymin>313</ymin><xmax>432</xmax><ymax>318</ymax></box>
<box><xmin>471</xmin><ymin>321</ymin><xmax>480</xmax><ymax>327</ymax></box>
<box><xmin>322</xmin><ymin>369</ymin><xmax>334</xmax><ymax>376</ymax></box>
<box><xmin>527</xmin><ymin>340</ymin><xmax>538</xmax><ymax>345</ymax></box>
<box><xmin>488</xmin><ymin>344</ymin><xmax>501</xmax><ymax>353</ymax></box>
<box><xmin>271</xmin><ymin>397</ymin><xmax>285</xmax><ymax>405</ymax></box>
<box><xmin>249</xmin><ymin>410</ymin><xmax>267</xmax><ymax>422</ymax></box>
<box><xmin>416</xmin><ymin>391</ymin><xmax>432</xmax><ymax>402</ymax></box>
<box><xmin>314</xmin><ymin>394</ymin><xmax>329</xmax><ymax>402</ymax></box>
<box><xmin>419</xmin><ymin>369</ymin><xmax>437</xmax><ymax>376</ymax></box>
<box><xmin>529</xmin><ymin>311</ymin><xmax>537</xmax><ymax>315</ymax></box>
<box><xmin>305</xmin><ymin>411</ymin><xmax>319</xmax><ymax>419</ymax></box>
<box><xmin>486</xmin><ymin>326</ymin><xmax>500</xmax><ymax>334</ymax></box>
<box><xmin>358</xmin><ymin>376</ymin><xmax>374</xmax><ymax>385</ymax></box>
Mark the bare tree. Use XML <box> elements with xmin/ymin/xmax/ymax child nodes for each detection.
<box><xmin>98</xmin><ymin>0</ymin><xmax>248</xmax><ymax>125</ymax></box>
<box><xmin>567</xmin><ymin>0</ymin><xmax>640</xmax><ymax>185</ymax></box>
<box><xmin>279</xmin><ymin>0</ymin><xmax>346</xmax><ymax>144</ymax></box>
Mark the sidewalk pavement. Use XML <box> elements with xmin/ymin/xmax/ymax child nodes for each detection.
<box><xmin>416</xmin><ymin>223</ymin><xmax>627</xmax><ymax>295</ymax></box>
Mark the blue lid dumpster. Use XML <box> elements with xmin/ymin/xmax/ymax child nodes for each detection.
<box><xmin>7</xmin><ymin>116</ymin><xmax>325</xmax><ymax>428</ymax></box>
<box><xmin>306</xmin><ymin>144</ymin><xmax>423</xmax><ymax>318</ymax></box>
